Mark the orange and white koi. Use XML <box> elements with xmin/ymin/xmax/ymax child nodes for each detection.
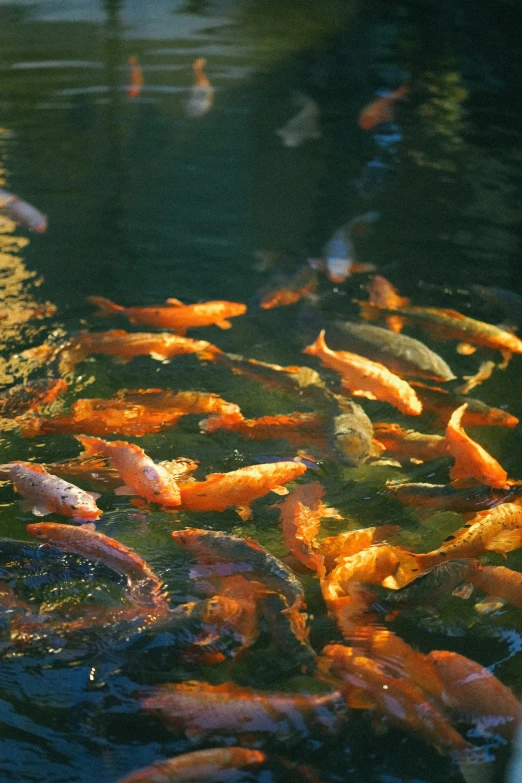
<box><xmin>446</xmin><ymin>404</ymin><xmax>509</xmax><ymax>488</ymax></box>
<box><xmin>427</xmin><ymin>650</ymin><xmax>520</xmax><ymax>740</ymax></box>
<box><xmin>0</xmin><ymin>461</ymin><xmax>101</xmax><ymax>521</ymax></box>
<box><xmin>126</xmin><ymin>56</ymin><xmax>144</xmax><ymax>98</ymax></box>
<box><xmin>0</xmin><ymin>187</ymin><xmax>47</xmax><ymax>232</ymax></box>
<box><xmin>185</xmin><ymin>58</ymin><xmax>214</xmax><ymax>118</ymax></box>
<box><xmin>76</xmin><ymin>435</ymin><xmax>181</xmax><ymax>506</ymax></box>
<box><xmin>88</xmin><ymin>296</ymin><xmax>246</xmax><ymax>333</ymax></box>
<box><xmin>303</xmin><ymin>330</ymin><xmax>422</xmax><ymax>416</ymax></box>
<box><xmin>67</xmin><ymin>329</ymin><xmax>220</xmax><ymax>365</ymax></box>
<box><xmin>176</xmin><ymin>461</ymin><xmax>307</xmax><ymax>519</ymax></box>
<box><xmin>358</xmin><ymin>85</ymin><xmax>408</xmax><ymax>131</ymax></box>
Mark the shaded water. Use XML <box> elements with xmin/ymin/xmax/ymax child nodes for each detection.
<box><xmin>0</xmin><ymin>0</ymin><xmax>522</xmax><ymax>781</ymax></box>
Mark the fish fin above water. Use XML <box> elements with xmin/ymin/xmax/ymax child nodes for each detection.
<box><xmin>114</xmin><ymin>485</ymin><xmax>137</xmax><ymax>496</ymax></box>
<box><xmin>165</xmin><ymin>298</ymin><xmax>184</xmax><ymax>306</ymax></box>
<box><xmin>215</xmin><ymin>319</ymin><xmax>232</xmax><ymax>330</ymax></box>
<box><xmin>271</xmin><ymin>486</ymin><xmax>289</xmax><ymax>496</ymax></box>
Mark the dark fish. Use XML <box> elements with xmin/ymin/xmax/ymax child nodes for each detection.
<box><xmin>261</xmin><ymin>592</ymin><xmax>316</xmax><ymax>674</ymax></box>
<box><xmin>0</xmin><ymin>378</ymin><xmax>67</xmax><ymax>418</ymax></box>
<box><xmin>473</xmin><ymin>285</ymin><xmax>522</xmax><ymax>326</ymax></box>
<box><xmin>171</xmin><ymin>528</ymin><xmax>305</xmax><ymax>609</ymax></box>
<box><xmin>376</xmin><ymin>559</ymin><xmax>475</xmax><ymax>611</ymax></box>
<box><xmin>141</xmin><ymin>680</ymin><xmax>347</xmax><ymax>746</ymax></box>
<box><xmin>411</xmin><ymin>382</ymin><xmax>519</xmax><ymax>428</ymax></box>
<box><xmin>388</xmin><ymin>479</ymin><xmax>522</xmax><ymax>514</ymax></box>
<box><xmin>326</xmin><ymin>321</ymin><xmax>455</xmax><ymax>382</ymax></box>
<box><xmin>328</xmin><ymin>400</ymin><xmax>373</xmax><ymax>466</ymax></box>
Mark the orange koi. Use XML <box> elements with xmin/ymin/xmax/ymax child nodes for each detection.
<box><xmin>259</xmin><ymin>267</ymin><xmax>318</xmax><ymax>309</ymax></box>
<box><xmin>373</xmin><ymin>422</ymin><xmax>448</xmax><ymax>463</ymax></box>
<box><xmin>427</xmin><ymin>650</ymin><xmax>520</xmax><ymax>740</ymax></box>
<box><xmin>364</xmin><ymin>275</ymin><xmax>409</xmax><ymax>332</ymax></box>
<box><xmin>115</xmin><ymin>747</ymin><xmax>268</xmax><ymax>783</ymax></box>
<box><xmin>76</xmin><ymin>435</ymin><xmax>181</xmax><ymax>506</ymax></box>
<box><xmin>126</xmin><ymin>56</ymin><xmax>144</xmax><ymax>98</ymax></box>
<box><xmin>279</xmin><ymin>482</ymin><xmax>341</xmax><ymax>574</ymax></box>
<box><xmin>176</xmin><ymin>461</ymin><xmax>307</xmax><ymax>519</ymax></box>
<box><xmin>0</xmin><ymin>461</ymin><xmax>101</xmax><ymax>521</ymax></box>
<box><xmin>319</xmin><ymin>525</ymin><xmax>401</xmax><ymax>572</ymax></box>
<box><xmin>26</xmin><ymin>521</ymin><xmax>166</xmax><ymax>608</ymax></box>
<box><xmin>141</xmin><ymin>680</ymin><xmax>347</xmax><ymax>744</ymax></box>
<box><xmin>0</xmin><ymin>378</ymin><xmax>67</xmax><ymax>419</ymax></box>
<box><xmin>321</xmin><ymin>644</ymin><xmax>472</xmax><ymax>757</ymax></box>
<box><xmin>303</xmin><ymin>330</ymin><xmax>422</xmax><ymax>415</ymax></box>
<box><xmin>468</xmin><ymin>564</ymin><xmax>522</xmax><ymax>610</ymax></box>
<box><xmin>358</xmin><ymin>85</ymin><xmax>409</xmax><ymax>131</ymax></box>
<box><xmin>446</xmin><ymin>404</ymin><xmax>509</xmax><ymax>488</ymax></box>
<box><xmin>410</xmin><ymin>381</ymin><xmax>519</xmax><ymax>428</ymax></box>
<box><xmin>88</xmin><ymin>296</ymin><xmax>246</xmax><ymax>333</ymax></box>
<box><xmin>201</xmin><ymin>411</ymin><xmax>328</xmax><ymax>449</ymax></box>
<box><xmin>67</xmin><ymin>329</ymin><xmax>220</xmax><ymax>365</ymax></box>
<box><xmin>114</xmin><ymin>388</ymin><xmax>240</xmax><ymax>416</ymax></box>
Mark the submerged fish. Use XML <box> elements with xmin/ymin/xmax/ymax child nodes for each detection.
<box><xmin>259</xmin><ymin>267</ymin><xmax>318</xmax><ymax>310</ymax></box>
<box><xmin>172</xmin><ymin>528</ymin><xmax>305</xmax><ymax>608</ymax></box>
<box><xmin>303</xmin><ymin>330</ymin><xmax>422</xmax><ymax>416</ymax></box>
<box><xmin>319</xmin><ymin>526</ymin><xmax>400</xmax><ymax>573</ymax></box>
<box><xmin>358</xmin><ymin>85</ymin><xmax>408</xmax><ymax>130</ymax></box>
<box><xmin>473</xmin><ymin>285</ymin><xmax>522</xmax><ymax>326</ymax></box>
<box><xmin>469</xmin><ymin>564</ymin><xmax>522</xmax><ymax>611</ymax></box>
<box><xmin>67</xmin><ymin>329</ymin><xmax>220</xmax><ymax>365</ymax></box>
<box><xmin>388</xmin><ymin>479</ymin><xmax>522</xmax><ymax>515</ymax></box>
<box><xmin>127</xmin><ymin>56</ymin><xmax>144</xmax><ymax>98</ymax></box>
<box><xmin>142</xmin><ymin>680</ymin><xmax>347</xmax><ymax>745</ymax></box>
<box><xmin>365</xmin><ymin>275</ymin><xmax>409</xmax><ymax>333</ymax></box>
<box><xmin>446</xmin><ymin>404</ymin><xmax>509</xmax><ymax>488</ymax></box>
<box><xmin>0</xmin><ymin>461</ymin><xmax>101</xmax><ymax>521</ymax></box>
<box><xmin>427</xmin><ymin>650</ymin><xmax>520</xmax><ymax>741</ymax></box>
<box><xmin>456</xmin><ymin>360</ymin><xmax>496</xmax><ymax>395</ymax></box>
<box><xmin>88</xmin><ymin>296</ymin><xmax>246</xmax><ymax>332</ymax></box>
<box><xmin>279</xmin><ymin>481</ymin><xmax>337</xmax><ymax>574</ymax></box>
<box><xmin>76</xmin><ymin>435</ymin><xmax>182</xmax><ymax>506</ymax></box>
<box><xmin>320</xmin><ymin>214</ymin><xmax>378</xmax><ymax>284</ymax></box>
<box><xmin>176</xmin><ymin>461</ymin><xmax>307</xmax><ymax>519</ymax></box>
<box><xmin>116</xmin><ymin>747</ymin><xmax>267</xmax><ymax>783</ymax></box>
<box><xmin>328</xmin><ymin>400</ymin><xmax>375</xmax><ymax>466</ymax></box>
<box><xmin>410</xmin><ymin>382</ymin><xmax>519</xmax><ymax>428</ymax></box>
<box><xmin>201</xmin><ymin>411</ymin><xmax>327</xmax><ymax>450</ymax></box>
<box><xmin>325</xmin><ymin>321</ymin><xmax>455</xmax><ymax>382</ymax></box>
<box><xmin>0</xmin><ymin>378</ymin><xmax>67</xmax><ymax>419</ymax></box>
<box><xmin>373</xmin><ymin>422</ymin><xmax>448</xmax><ymax>463</ymax></box>
<box><xmin>185</xmin><ymin>57</ymin><xmax>214</xmax><ymax>118</ymax></box>
<box><xmin>261</xmin><ymin>591</ymin><xmax>317</xmax><ymax>674</ymax></box>
<box><xmin>0</xmin><ymin>187</ymin><xmax>47</xmax><ymax>232</ymax></box>
<box><xmin>276</xmin><ymin>93</ymin><xmax>321</xmax><ymax>148</ymax></box>
<box><xmin>376</xmin><ymin>559</ymin><xmax>476</xmax><ymax>612</ymax></box>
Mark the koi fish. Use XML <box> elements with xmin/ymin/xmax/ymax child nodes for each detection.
<box><xmin>364</xmin><ymin>275</ymin><xmax>409</xmax><ymax>333</ymax></box>
<box><xmin>388</xmin><ymin>478</ymin><xmax>522</xmax><ymax>515</ymax></box>
<box><xmin>185</xmin><ymin>58</ymin><xmax>214</xmax><ymax>118</ymax></box>
<box><xmin>0</xmin><ymin>378</ymin><xmax>67</xmax><ymax>419</ymax></box>
<box><xmin>427</xmin><ymin>650</ymin><xmax>520</xmax><ymax>740</ymax></box>
<box><xmin>26</xmin><ymin>521</ymin><xmax>166</xmax><ymax>608</ymax></box>
<box><xmin>276</xmin><ymin>93</ymin><xmax>321</xmax><ymax>148</ymax></box>
<box><xmin>303</xmin><ymin>330</ymin><xmax>422</xmax><ymax>416</ymax></box>
<box><xmin>261</xmin><ymin>591</ymin><xmax>317</xmax><ymax>674</ymax></box>
<box><xmin>357</xmin><ymin>302</ymin><xmax>522</xmax><ymax>363</ymax></box>
<box><xmin>376</xmin><ymin>559</ymin><xmax>476</xmax><ymax>612</ymax></box>
<box><xmin>473</xmin><ymin>284</ymin><xmax>522</xmax><ymax>326</ymax></box>
<box><xmin>319</xmin><ymin>526</ymin><xmax>401</xmax><ymax>573</ymax></box>
<box><xmin>321</xmin><ymin>644</ymin><xmax>473</xmax><ymax>757</ymax></box>
<box><xmin>141</xmin><ymin>680</ymin><xmax>347</xmax><ymax>745</ymax></box>
<box><xmin>0</xmin><ymin>187</ymin><xmax>47</xmax><ymax>232</ymax></box>
<box><xmin>259</xmin><ymin>266</ymin><xmax>318</xmax><ymax>309</ymax></box>
<box><xmin>410</xmin><ymin>381</ymin><xmax>519</xmax><ymax>428</ymax></box>
<box><xmin>456</xmin><ymin>360</ymin><xmax>496</xmax><ymax>395</ymax></box>
<box><xmin>22</xmin><ymin>389</ymin><xmax>241</xmax><ymax>438</ymax></box>
<box><xmin>279</xmin><ymin>481</ymin><xmax>340</xmax><ymax>574</ymax></box>
<box><xmin>0</xmin><ymin>461</ymin><xmax>101</xmax><ymax>521</ymax></box>
<box><xmin>326</xmin><ymin>320</ymin><xmax>456</xmax><ymax>382</ymax></box>
<box><xmin>446</xmin><ymin>404</ymin><xmax>509</xmax><ymax>488</ymax></box>
<box><xmin>328</xmin><ymin>400</ymin><xmax>375</xmax><ymax>466</ymax></box>
<box><xmin>201</xmin><ymin>411</ymin><xmax>328</xmax><ymax>450</ymax></box>
<box><xmin>67</xmin><ymin>329</ymin><xmax>220</xmax><ymax>365</ymax></box>
<box><xmin>358</xmin><ymin>85</ymin><xmax>409</xmax><ymax>131</ymax></box>
<box><xmin>88</xmin><ymin>296</ymin><xmax>246</xmax><ymax>333</ymax></box>
<box><xmin>115</xmin><ymin>747</ymin><xmax>268</xmax><ymax>783</ymax></box>
<box><xmin>45</xmin><ymin>454</ymin><xmax>120</xmax><ymax>489</ymax></box>
<box><xmin>373</xmin><ymin>422</ymin><xmax>448</xmax><ymax>463</ymax></box>
<box><xmin>468</xmin><ymin>564</ymin><xmax>522</xmax><ymax>611</ymax></box>
<box><xmin>176</xmin><ymin>461</ymin><xmax>307</xmax><ymax>519</ymax></box>
<box><xmin>320</xmin><ymin>216</ymin><xmax>377</xmax><ymax>284</ymax></box>
<box><xmin>126</xmin><ymin>56</ymin><xmax>144</xmax><ymax>98</ymax></box>
<box><xmin>76</xmin><ymin>435</ymin><xmax>181</xmax><ymax>506</ymax></box>
<box><xmin>171</xmin><ymin>528</ymin><xmax>305</xmax><ymax>608</ymax></box>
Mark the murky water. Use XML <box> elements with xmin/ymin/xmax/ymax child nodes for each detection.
<box><xmin>0</xmin><ymin>0</ymin><xmax>522</xmax><ymax>781</ymax></box>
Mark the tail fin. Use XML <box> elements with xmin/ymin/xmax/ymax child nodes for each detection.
<box><xmin>302</xmin><ymin>329</ymin><xmax>328</xmax><ymax>357</ymax></box>
<box><xmin>75</xmin><ymin>434</ymin><xmax>106</xmax><ymax>458</ymax></box>
<box><xmin>87</xmin><ymin>296</ymin><xmax>125</xmax><ymax>317</ymax></box>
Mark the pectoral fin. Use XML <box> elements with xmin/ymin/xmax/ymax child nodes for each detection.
<box><xmin>149</xmin><ymin>352</ymin><xmax>171</xmax><ymax>362</ymax></box>
<box><xmin>271</xmin><ymin>486</ymin><xmax>289</xmax><ymax>496</ymax></box>
<box><xmin>26</xmin><ymin>501</ymin><xmax>53</xmax><ymax>517</ymax></box>
<box><xmin>114</xmin><ymin>485</ymin><xmax>137</xmax><ymax>496</ymax></box>
<box><xmin>236</xmin><ymin>505</ymin><xmax>252</xmax><ymax>521</ymax></box>
<box><xmin>215</xmin><ymin>320</ymin><xmax>232</xmax><ymax>330</ymax></box>
<box><xmin>165</xmin><ymin>298</ymin><xmax>184</xmax><ymax>306</ymax></box>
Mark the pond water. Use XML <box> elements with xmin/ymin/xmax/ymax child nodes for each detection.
<box><xmin>0</xmin><ymin>0</ymin><xmax>522</xmax><ymax>781</ymax></box>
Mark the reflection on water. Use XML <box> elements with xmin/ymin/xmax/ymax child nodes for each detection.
<box><xmin>0</xmin><ymin>0</ymin><xmax>521</xmax><ymax>781</ymax></box>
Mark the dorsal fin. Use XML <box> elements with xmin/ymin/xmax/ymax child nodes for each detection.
<box><xmin>165</xmin><ymin>298</ymin><xmax>184</xmax><ymax>307</ymax></box>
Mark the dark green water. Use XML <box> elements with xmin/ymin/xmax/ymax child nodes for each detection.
<box><xmin>0</xmin><ymin>1</ymin><xmax>522</xmax><ymax>781</ymax></box>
